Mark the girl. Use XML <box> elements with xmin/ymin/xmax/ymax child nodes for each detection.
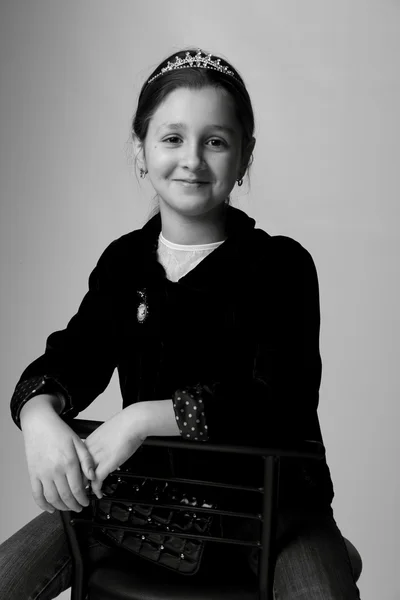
<box><xmin>1</xmin><ymin>48</ymin><xmax>361</xmax><ymax>599</ymax></box>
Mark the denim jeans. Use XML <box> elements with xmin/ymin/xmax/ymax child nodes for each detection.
<box><xmin>0</xmin><ymin>507</ymin><xmax>361</xmax><ymax>599</ymax></box>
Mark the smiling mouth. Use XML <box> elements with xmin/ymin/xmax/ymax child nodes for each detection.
<box><xmin>174</xmin><ymin>179</ymin><xmax>210</xmax><ymax>185</ymax></box>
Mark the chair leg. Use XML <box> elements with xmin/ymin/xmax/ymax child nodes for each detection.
<box><xmin>258</xmin><ymin>456</ymin><xmax>280</xmax><ymax>600</ymax></box>
<box><xmin>60</xmin><ymin>511</ymin><xmax>86</xmax><ymax>600</ymax></box>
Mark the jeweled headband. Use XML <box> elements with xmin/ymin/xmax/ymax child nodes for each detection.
<box><xmin>147</xmin><ymin>49</ymin><xmax>241</xmax><ymax>85</ymax></box>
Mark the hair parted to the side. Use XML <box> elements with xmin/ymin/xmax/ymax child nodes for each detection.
<box><xmin>131</xmin><ymin>48</ymin><xmax>255</xmax><ymax>171</ymax></box>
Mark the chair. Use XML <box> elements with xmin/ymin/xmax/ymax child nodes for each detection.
<box><xmin>61</xmin><ymin>419</ymin><xmax>362</xmax><ymax>600</ymax></box>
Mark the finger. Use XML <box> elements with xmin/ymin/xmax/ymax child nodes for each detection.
<box><xmin>90</xmin><ymin>477</ymin><xmax>103</xmax><ymax>500</ymax></box>
<box><xmin>52</xmin><ymin>475</ymin><xmax>84</xmax><ymax>512</ymax></box>
<box><xmin>74</xmin><ymin>437</ymin><xmax>96</xmax><ymax>482</ymax></box>
<box><xmin>31</xmin><ymin>477</ymin><xmax>57</xmax><ymax>514</ymax></box>
<box><xmin>42</xmin><ymin>479</ymin><xmax>74</xmax><ymax>512</ymax></box>
<box><xmin>65</xmin><ymin>461</ymin><xmax>90</xmax><ymax>508</ymax></box>
<box><xmin>90</xmin><ymin>464</ymin><xmax>110</xmax><ymax>499</ymax></box>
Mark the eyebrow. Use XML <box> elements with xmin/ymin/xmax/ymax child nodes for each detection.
<box><xmin>156</xmin><ymin>123</ymin><xmax>236</xmax><ymax>135</ymax></box>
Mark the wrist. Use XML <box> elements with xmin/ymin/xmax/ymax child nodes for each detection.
<box><xmin>123</xmin><ymin>403</ymin><xmax>151</xmax><ymax>441</ymax></box>
<box><xmin>125</xmin><ymin>400</ymin><xmax>180</xmax><ymax>438</ymax></box>
<box><xmin>20</xmin><ymin>394</ymin><xmax>63</xmax><ymax>431</ymax></box>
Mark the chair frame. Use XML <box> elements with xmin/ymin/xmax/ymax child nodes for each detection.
<box><xmin>61</xmin><ymin>419</ymin><xmax>325</xmax><ymax>600</ymax></box>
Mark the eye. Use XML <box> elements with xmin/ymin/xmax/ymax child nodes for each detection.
<box><xmin>206</xmin><ymin>138</ymin><xmax>227</xmax><ymax>148</ymax></box>
<box><xmin>162</xmin><ymin>135</ymin><xmax>182</xmax><ymax>144</ymax></box>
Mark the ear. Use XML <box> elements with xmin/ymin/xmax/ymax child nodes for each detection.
<box><xmin>132</xmin><ymin>135</ymin><xmax>147</xmax><ymax>172</ymax></box>
<box><xmin>239</xmin><ymin>136</ymin><xmax>256</xmax><ymax>180</ymax></box>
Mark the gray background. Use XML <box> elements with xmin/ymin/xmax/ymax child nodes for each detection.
<box><xmin>1</xmin><ymin>1</ymin><xmax>399</xmax><ymax>599</ymax></box>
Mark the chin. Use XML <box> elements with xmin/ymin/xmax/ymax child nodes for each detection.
<box><xmin>162</xmin><ymin>196</ymin><xmax>218</xmax><ymax>214</ymax></box>
<box><xmin>183</xmin><ymin>203</ymin><xmax>225</xmax><ymax>219</ymax></box>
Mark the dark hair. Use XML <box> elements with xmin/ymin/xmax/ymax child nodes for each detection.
<box><xmin>131</xmin><ymin>49</ymin><xmax>255</xmax><ymax>171</ymax></box>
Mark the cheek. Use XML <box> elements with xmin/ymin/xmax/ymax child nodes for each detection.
<box><xmin>216</xmin><ymin>155</ymin><xmax>240</xmax><ymax>183</ymax></box>
<box><xmin>148</xmin><ymin>146</ymin><xmax>174</xmax><ymax>175</ymax></box>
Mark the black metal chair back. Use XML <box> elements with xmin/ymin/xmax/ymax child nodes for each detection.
<box><xmin>61</xmin><ymin>419</ymin><xmax>326</xmax><ymax>600</ymax></box>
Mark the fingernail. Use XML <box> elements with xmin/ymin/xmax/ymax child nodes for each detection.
<box><xmin>88</xmin><ymin>468</ymin><xmax>95</xmax><ymax>479</ymax></box>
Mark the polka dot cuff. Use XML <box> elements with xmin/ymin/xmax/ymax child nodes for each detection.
<box><xmin>172</xmin><ymin>385</ymin><xmax>209</xmax><ymax>441</ymax></box>
<box><xmin>10</xmin><ymin>374</ymin><xmax>72</xmax><ymax>429</ymax></box>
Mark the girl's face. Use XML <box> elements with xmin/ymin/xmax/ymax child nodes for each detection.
<box><xmin>139</xmin><ymin>86</ymin><xmax>247</xmax><ymax>220</ymax></box>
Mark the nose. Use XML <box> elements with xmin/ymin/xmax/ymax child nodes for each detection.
<box><xmin>181</xmin><ymin>142</ymin><xmax>204</xmax><ymax>171</ymax></box>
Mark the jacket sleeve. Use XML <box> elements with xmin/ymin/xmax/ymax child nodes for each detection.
<box><xmin>171</xmin><ymin>240</ymin><xmax>322</xmax><ymax>445</ymax></box>
<box><xmin>10</xmin><ymin>243</ymin><xmax>118</xmax><ymax>429</ymax></box>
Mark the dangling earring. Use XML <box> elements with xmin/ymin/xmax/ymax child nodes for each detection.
<box><xmin>237</xmin><ymin>177</ymin><xmax>243</xmax><ymax>187</ymax></box>
<box><xmin>140</xmin><ymin>168</ymin><xmax>147</xmax><ymax>179</ymax></box>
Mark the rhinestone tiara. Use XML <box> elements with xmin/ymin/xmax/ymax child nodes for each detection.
<box><xmin>147</xmin><ymin>49</ymin><xmax>239</xmax><ymax>85</ymax></box>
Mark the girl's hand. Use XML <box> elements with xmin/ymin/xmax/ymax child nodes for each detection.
<box><xmin>84</xmin><ymin>405</ymin><xmax>147</xmax><ymax>498</ymax></box>
<box><xmin>20</xmin><ymin>395</ymin><xmax>96</xmax><ymax>513</ymax></box>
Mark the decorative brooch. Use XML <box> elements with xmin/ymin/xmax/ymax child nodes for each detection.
<box><xmin>136</xmin><ymin>289</ymin><xmax>149</xmax><ymax>324</ymax></box>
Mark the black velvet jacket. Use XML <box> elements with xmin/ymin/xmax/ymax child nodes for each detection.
<box><xmin>10</xmin><ymin>206</ymin><xmax>334</xmax><ymax>507</ymax></box>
